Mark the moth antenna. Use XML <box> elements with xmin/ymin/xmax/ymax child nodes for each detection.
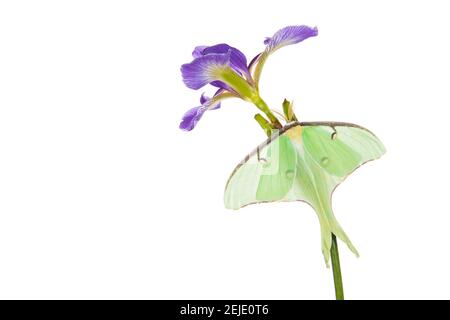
<box><xmin>271</xmin><ymin>109</ymin><xmax>287</xmax><ymax>122</ymax></box>
<box><xmin>256</xmin><ymin>146</ymin><xmax>268</xmax><ymax>163</ymax></box>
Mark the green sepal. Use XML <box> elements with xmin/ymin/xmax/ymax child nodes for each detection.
<box><xmin>282</xmin><ymin>99</ymin><xmax>298</xmax><ymax>122</ymax></box>
<box><xmin>254</xmin><ymin>114</ymin><xmax>273</xmax><ymax>137</ymax></box>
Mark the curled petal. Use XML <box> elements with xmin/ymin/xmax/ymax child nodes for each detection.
<box><xmin>193</xmin><ymin>43</ymin><xmax>250</xmax><ymax>79</ymax></box>
<box><xmin>200</xmin><ymin>93</ymin><xmax>221</xmax><ymax>110</ymax></box>
<box><xmin>181</xmin><ymin>52</ymin><xmax>230</xmax><ymax>90</ymax></box>
<box><xmin>209</xmin><ymin>80</ymin><xmax>235</xmax><ymax>92</ymax></box>
<box><xmin>264</xmin><ymin>25</ymin><xmax>318</xmax><ymax>53</ymax></box>
<box><xmin>179</xmin><ymin>106</ymin><xmax>207</xmax><ymax>131</ymax></box>
<box><xmin>192</xmin><ymin>46</ymin><xmax>208</xmax><ymax>58</ymax></box>
<box><xmin>200</xmin><ymin>92</ymin><xmax>208</xmax><ymax>105</ymax></box>
<box><xmin>179</xmin><ymin>89</ymin><xmax>237</xmax><ymax>132</ymax></box>
<box><xmin>248</xmin><ymin>52</ymin><xmax>262</xmax><ymax>72</ymax></box>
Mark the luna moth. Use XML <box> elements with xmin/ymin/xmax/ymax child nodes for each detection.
<box><xmin>180</xmin><ymin>25</ymin><xmax>386</xmax><ymax>298</ymax></box>
<box><xmin>224</xmin><ymin>121</ymin><xmax>386</xmax><ymax>265</ymax></box>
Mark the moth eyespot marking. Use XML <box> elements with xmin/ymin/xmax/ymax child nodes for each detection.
<box><xmin>321</xmin><ymin>157</ymin><xmax>330</xmax><ymax>166</ymax></box>
<box><xmin>285</xmin><ymin>170</ymin><xmax>295</xmax><ymax>179</ymax></box>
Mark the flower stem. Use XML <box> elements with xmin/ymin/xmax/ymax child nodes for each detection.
<box><xmin>330</xmin><ymin>234</ymin><xmax>344</xmax><ymax>300</ymax></box>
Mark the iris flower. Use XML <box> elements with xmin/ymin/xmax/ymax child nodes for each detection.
<box><xmin>179</xmin><ymin>26</ymin><xmax>318</xmax><ymax>131</ymax></box>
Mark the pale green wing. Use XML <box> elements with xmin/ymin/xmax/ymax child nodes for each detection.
<box><xmin>224</xmin><ymin>121</ymin><xmax>385</xmax><ymax>265</ymax></box>
<box><xmin>301</xmin><ymin>123</ymin><xmax>385</xmax><ymax>180</ymax></box>
<box><xmin>224</xmin><ymin>133</ymin><xmax>297</xmax><ymax>210</ymax></box>
<box><xmin>256</xmin><ymin>134</ymin><xmax>297</xmax><ymax>201</ymax></box>
<box><xmin>296</xmin><ymin>123</ymin><xmax>385</xmax><ymax>263</ymax></box>
<box><xmin>225</xmin><ymin>122</ymin><xmax>385</xmax><ymax>209</ymax></box>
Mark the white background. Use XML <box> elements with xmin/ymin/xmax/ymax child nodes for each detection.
<box><xmin>0</xmin><ymin>0</ymin><xmax>449</xmax><ymax>299</ymax></box>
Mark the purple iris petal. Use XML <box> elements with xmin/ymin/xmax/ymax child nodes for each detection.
<box><xmin>248</xmin><ymin>52</ymin><xmax>262</xmax><ymax>70</ymax></box>
<box><xmin>210</xmin><ymin>103</ymin><xmax>221</xmax><ymax>110</ymax></box>
<box><xmin>264</xmin><ymin>25</ymin><xmax>318</xmax><ymax>52</ymax></box>
<box><xmin>179</xmin><ymin>93</ymin><xmax>222</xmax><ymax>131</ymax></box>
<box><xmin>192</xmin><ymin>46</ymin><xmax>208</xmax><ymax>58</ymax></box>
<box><xmin>181</xmin><ymin>52</ymin><xmax>230</xmax><ymax>90</ymax></box>
<box><xmin>200</xmin><ymin>93</ymin><xmax>221</xmax><ymax>110</ymax></box>
<box><xmin>209</xmin><ymin>80</ymin><xmax>235</xmax><ymax>92</ymax></box>
<box><xmin>179</xmin><ymin>106</ymin><xmax>206</xmax><ymax>131</ymax></box>
<box><xmin>193</xmin><ymin>43</ymin><xmax>250</xmax><ymax>79</ymax></box>
<box><xmin>200</xmin><ymin>92</ymin><xmax>208</xmax><ymax>105</ymax></box>
<box><xmin>213</xmin><ymin>88</ymin><xmax>224</xmax><ymax>97</ymax></box>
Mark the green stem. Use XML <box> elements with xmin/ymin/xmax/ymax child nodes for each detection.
<box><xmin>330</xmin><ymin>234</ymin><xmax>344</xmax><ymax>300</ymax></box>
<box><xmin>253</xmin><ymin>97</ymin><xmax>282</xmax><ymax>129</ymax></box>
